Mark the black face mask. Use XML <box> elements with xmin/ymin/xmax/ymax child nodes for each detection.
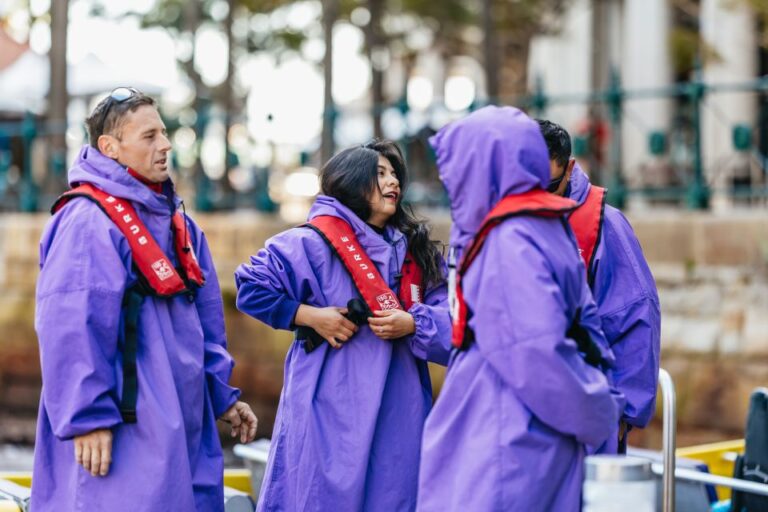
<box><xmin>547</xmin><ymin>158</ymin><xmax>572</xmax><ymax>193</ymax></box>
<box><xmin>547</xmin><ymin>173</ymin><xmax>567</xmax><ymax>193</ymax></box>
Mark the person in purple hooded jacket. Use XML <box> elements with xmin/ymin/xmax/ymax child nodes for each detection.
<box><xmin>537</xmin><ymin>119</ymin><xmax>661</xmax><ymax>453</ymax></box>
<box><xmin>416</xmin><ymin>106</ymin><xmax>624</xmax><ymax>512</ymax></box>
<box><xmin>235</xmin><ymin>139</ymin><xmax>452</xmax><ymax>511</ymax></box>
<box><xmin>32</xmin><ymin>88</ymin><xmax>257</xmax><ymax>512</ymax></box>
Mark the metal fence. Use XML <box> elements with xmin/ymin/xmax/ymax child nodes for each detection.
<box><xmin>523</xmin><ymin>68</ymin><xmax>768</xmax><ymax>210</ymax></box>
<box><xmin>1</xmin><ymin>69</ymin><xmax>766</xmax><ymax>212</ymax></box>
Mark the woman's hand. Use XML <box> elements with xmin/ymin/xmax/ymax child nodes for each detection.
<box><xmin>295</xmin><ymin>305</ymin><xmax>358</xmax><ymax>349</ymax></box>
<box><xmin>368</xmin><ymin>309</ymin><xmax>415</xmax><ymax>339</ymax></box>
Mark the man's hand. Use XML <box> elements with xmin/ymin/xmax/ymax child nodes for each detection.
<box><xmin>74</xmin><ymin>429</ymin><xmax>113</xmax><ymax>477</ymax></box>
<box><xmin>295</xmin><ymin>305</ymin><xmax>358</xmax><ymax>349</ymax></box>
<box><xmin>220</xmin><ymin>401</ymin><xmax>258</xmax><ymax>443</ymax></box>
<box><xmin>368</xmin><ymin>310</ymin><xmax>416</xmax><ymax>339</ymax></box>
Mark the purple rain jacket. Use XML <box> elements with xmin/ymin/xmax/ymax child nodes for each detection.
<box><xmin>31</xmin><ymin>146</ymin><xmax>240</xmax><ymax>512</ymax></box>
<box><xmin>568</xmin><ymin>163</ymin><xmax>661</xmax><ymax>439</ymax></box>
<box><xmin>234</xmin><ymin>195</ymin><xmax>452</xmax><ymax>512</ymax></box>
<box><xmin>417</xmin><ymin>106</ymin><xmax>624</xmax><ymax>512</ymax></box>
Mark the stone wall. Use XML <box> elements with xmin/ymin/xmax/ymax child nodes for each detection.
<box><xmin>628</xmin><ymin>212</ymin><xmax>768</xmax><ymax>448</ymax></box>
<box><xmin>0</xmin><ymin>215</ymin><xmax>46</xmax><ymax>441</ymax></box>
<box><xmin>1</xmin><ymin>211</ymin><xmax>767</xmax><ymax>448</ymax></box>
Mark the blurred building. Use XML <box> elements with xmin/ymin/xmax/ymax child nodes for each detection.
<box><xmin>528</xmin><ymin>0</ymin><xmax>765</xmax><ymax>208</ymax></box>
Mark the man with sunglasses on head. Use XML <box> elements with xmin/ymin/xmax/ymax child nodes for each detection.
<box><xmin>537</xmin><ymin>119</ymin><xmax>661</xmax><ymax>453</ymax></box>
<box><xmin>31</xmin><ymin>87</ymin><xmax>257</xmax><ymax>512</ymax></box>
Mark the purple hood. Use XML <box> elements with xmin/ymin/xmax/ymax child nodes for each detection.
<box><xmin>429</xmin><ymin>106</ymin><xmax>551</xmax><ymax>250</ymax></box>
<box><xmin>567</xmin><ymin>162</ymin><xmax>592</xmax><ymax>206</ymax></box>
<box><xmin>68</xmin><ymin>145</ymin><xmax>180</xmax><ymax>213</ymax></box>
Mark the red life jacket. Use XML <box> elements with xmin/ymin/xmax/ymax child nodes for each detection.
<box><xmin>305</xmin><ymin>215</ymin><xmax>423</xmax><ymax>313</ymax></box>
<box><xmin>452</xmin><ymin>189</ymin><xmax>578</xmax><ymax>349</ymax></box>
<box><xmin>568</xmin><ymin>185</ymin><xmax>606</xmax><ymax>285</ymax></box>
<box><xmin>51</xmin><ymin>183</ymin><xmax>205</xmax><ymax>296</ymax></box>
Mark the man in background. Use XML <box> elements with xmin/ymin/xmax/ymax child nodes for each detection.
<box><xmin>538</xmin><ymin>119</ymin><xmax>661</xmax><ymax>453</ymax></box>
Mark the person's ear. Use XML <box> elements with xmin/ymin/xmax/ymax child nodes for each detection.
<box><xmin>566</xmin><ymin>158</ymin><xmax>576</xmax><ymax>177</ymax></box>
<box><xmin>97</xmin><ymin>134</ymin><xmax>119</xmax><ymax>158</ymax></box>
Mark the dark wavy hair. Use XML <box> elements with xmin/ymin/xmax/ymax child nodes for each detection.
<box><xmin>320</xmin><ymin>139</ymin><xmax>445</xmax><ymax>288</ymax></box>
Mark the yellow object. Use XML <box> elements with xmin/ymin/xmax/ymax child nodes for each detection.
<box><xmin>0</xmin><ymin>472</ymin><xmax>31</xmax><ymax>511</ymax></box>
<box><xmin>0</xmin><ymin>470</ymin><xmax>254</xmax><ymax>493</ymax></box>
<box><xmin>677</xmin><ymin>438</ymin><xmax>745</xmax><ymax>500</ymax></box>
<box><xmin>0</xmin><ymin>441</ymin><xmax>747</xmax><ymax>504</ymax></box>
<box><xmin>223</xmin><ymin>468</ymin><xmax>253</xmax><ymax>495</ymax></box>
<box><xmin>0</xmin><ymin>473</ymin><xmax>31</xmax><ymax>488</ymax></box>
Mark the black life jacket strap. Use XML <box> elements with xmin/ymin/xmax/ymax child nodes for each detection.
<box><xmin>566</xmin><ymin>308</ymin><xmax>604</xmax><ymax>368</ymax></box>
<box><xmin>119</xmin><ymin>286</ymin><xmax>145</xmax><ymax>423</ymax></box>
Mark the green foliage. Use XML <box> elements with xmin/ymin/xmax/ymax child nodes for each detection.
<box><xmin>248</xmin><ymin>29</ymin><xmax>306</xmax><ymax>55</ymax></box>
<box><xmin>669</xmin><ymin>27</ymin><xmax>721</xmax><ymax>77</ymax></box>
<box><xmin>398</xmin><ymin>0</ymin><xmax>474</xmax><ymax>26</ymax></box>
<box><xmin>139</xmin><ymin>0</ymin><xmax>186</xmax><ymax>31</ymax></box>
<box><xmin>106</xmin><ymin>0</ymin><xmax>573</xmax><ymax>115</ymax></box>
<box><xmin>685</xmin><ymin>257</ymin><xmax>696</xmax><ymax>280</ymax></box>
<box><xmin>239</xmin><ymin>0</ymin><xmax>299</xmax><ymax>12</ymax></box>
<box><xmin>139</xmin><ymin>0</ymin><xmax>299</xmax><ymax>36</ymax></box>
<box><xmin>669</xmin><ymin>27</ymin><xmax>700</xmax><ymax>76</ymax></box>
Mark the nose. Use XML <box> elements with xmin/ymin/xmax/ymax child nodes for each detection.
<box><xmin>159</xmin><ymin>133</ymin><xmax>172</xmax><ymax>153</ymax></box>
<box><xmin>387</xmin><ymin>173</ymin><xmax>399</xmax><ymax>188</ymax></box>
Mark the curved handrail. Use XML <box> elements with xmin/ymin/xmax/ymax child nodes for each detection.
<box><xmin>659</xmin><ymin>368</ymin><xmax>676</xmax><ymax>512</ymax></box>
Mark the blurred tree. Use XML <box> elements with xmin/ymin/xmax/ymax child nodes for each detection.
<box><xmin>493</xmin><ymin>0</ymin><xmax>571</xmax><ymax>102</ymax></box>
<box><xmin>126</xmin><ymin>0</ymin><xmax>573</xmax><ymax>171</ymax></box>
<box><xmin>482</xmin><ymin>0</ymin><xmax>498</xmax><ymax>103</ymax></box>
<box><xmin>49</xmin><ymin>0</ymin><xmax>69</xmax><ymax>168</ymax></box>
<box><xmin>368</xmin><ymin>0</ymin><xmax>473</xmax><ymax>134</ymax></box>
<box><xmin>136</xmin><ymin>0</ymin><xmax>299</xmax><ymax>205</ymax></box>
<box><xmin>366</xmin><ymin>0</ymin><xmax>385</xmax><ymax>138</ymax></box>
<box><xmin>223</xmin><ymin>0</ymin><xmax>236</xmax><ymax>195</ymax></box>
<box><xmin>668</xmin><ymin>0</ymin><xmax>720</xmax><ymax>81</ymax></box>
<box><xmin>322</xmin><ymin>0</ymin><xmax>338</xmax><ymax>163</ymax></box>
<box><xmin>385</xmin><ymin>0</ymin><xmax>571</xmax><ymax>107</ymax></box>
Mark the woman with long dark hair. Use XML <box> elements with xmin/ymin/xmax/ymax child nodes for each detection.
<box><xmin>235</xmin><ymin>139</ymin><xmax>451</xmax><ymax>511</ymax></box>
